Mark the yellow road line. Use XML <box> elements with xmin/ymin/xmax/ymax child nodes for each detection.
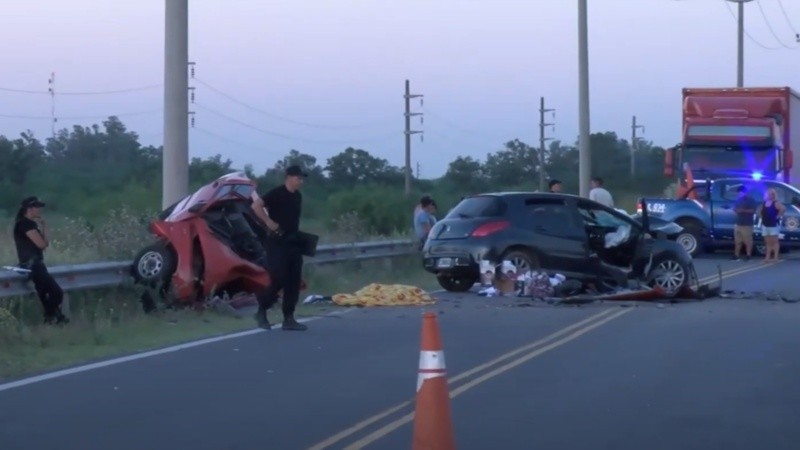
<box><xmin>305</xmin><ymin>308</ymin><xmax>618</xmax><ymax>450</ymax></box>
<box><xmin>342</xmin><ymin>307</ymin><xmax>635</xmax><ymax>449</ymax></box>
<box><xmin>308</xmin><ymin>261</ymin><xmax>779</xmax><ymax>450</ymax></box>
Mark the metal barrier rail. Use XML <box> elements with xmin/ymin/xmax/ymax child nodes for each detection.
<box><xmin>0</xmin><ymin>239</ymin><xmax>417</xmax><ymax>299</ymax></box>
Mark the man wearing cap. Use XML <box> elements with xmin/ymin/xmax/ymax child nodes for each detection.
<box><xmin>13</xmin><ymin>196</ymin><xmax>69</xmax><ymax>325</ymax></box>
<box><xmin>250</xmin><ymin>165</ymin><xmax>309</xmax><ymax>331</ymax></box>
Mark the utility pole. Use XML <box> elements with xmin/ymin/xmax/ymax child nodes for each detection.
<box><xmin>404</xmin><ymin>79</ymin><xmax>423</xmax><ymax>196</ymax></box>
<box><xmin>578</xmin><ymin>0</ymin><xmax>592</xmax><ymax>197</ymax></box>
<box><xmin>163</xmin><ymin>0</ymin><xmax>189</xmax><ymax>209</ymax></box>
<box><xmin>538</xmin><ymin>97</ymin><xmax>555</xmax><ymax>192</ymax></box>
<box><xmin>47</xmin><ymin>72</ymin><xmax>56</xmax><ymax>138</ymax></box>
<box><xmin>727</xmin><ymin>0</ymin><xmax>754</xmax><ymax>87</ymax></box>
<box><xmin>630</xmin><ymin>115</ymin><xmax>644</xmax><ymax>177</ymax></box>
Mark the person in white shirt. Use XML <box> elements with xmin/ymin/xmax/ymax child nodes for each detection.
<box><xmin>589</xmin><ymin>176</ymin><xmax>614</xmax><ymax>208</ymax></box>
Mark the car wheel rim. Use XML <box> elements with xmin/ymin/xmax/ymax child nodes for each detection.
<box><xmin>138</xmin><ymin>251</ymin><xmax>164</xmax><ymax>278</ymax></box>
<box><xmin>755</xmin><ymin>244</ymin><xmax>766</xmax><ymax>254</ymax></box>
<box><xmin>677</xmin><ymin>233</ymin><xmax>697</xmax><ymax>254</ymax></box>
<box><xmin>510</xmin><ymin>256</ymin><xmax>531</xmax><ymax>272</ymax></box>
<box><xmin>652</xmin><ymin>259</ymin><xmax>686</xmax><ymax>293</ymax></box>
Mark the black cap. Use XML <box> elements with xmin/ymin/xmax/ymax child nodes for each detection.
<box><xmin>285</xmin><ymin>165</ymin><xmax>308</xmax><ymax>177</ymax></box>
<box><xmin>21</xmin><ymin>196</ymin><xmax>45</xmax><ymax>208</ymax></box>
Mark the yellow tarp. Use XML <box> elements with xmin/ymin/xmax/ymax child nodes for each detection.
<box><xmin>332</xmin><ymin>283</ymin><xmax>435</xmax><ymax>307</ymax></box>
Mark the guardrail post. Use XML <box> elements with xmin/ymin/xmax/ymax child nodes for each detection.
<box><xmin>61</xmin><ymin>292</ymin><xmax>70</xmax><ymax>316</ymax></box>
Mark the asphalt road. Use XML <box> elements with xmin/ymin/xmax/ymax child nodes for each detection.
<box><xmin>1</xmin><ymin>254</ymin><xmax>799</xmax><ymax>450</ymax></box>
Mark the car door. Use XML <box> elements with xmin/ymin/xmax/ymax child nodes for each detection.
<box><xmin>522</xmin><ymin>197</ymin><xmax>589</xmax><ymax>277</ymax></box>
<box><xmin>574</xmin><ymin>199</ymin><xmax>643</xmax><ymax>268</ymax></box>
<box><xmin>711</xmin><ymin>180</ymin><xmax>764</xmax><ymax>241</ymax></box>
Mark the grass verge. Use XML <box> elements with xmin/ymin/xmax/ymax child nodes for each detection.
<box><xmin>0</xmin><ymin>255</ymin><xmax>437</xmax><ymax>382</ymax></box>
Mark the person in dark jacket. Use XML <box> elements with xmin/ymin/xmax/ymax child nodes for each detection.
<box><xmin>249</xmin><ymin>165</ymin><xmax>309</xmax><ymax>331</ymax></box>
<box><xmin>13</xmin><ymin>196</ymin><xmax>69</xmax><ymax>325</ymax></box>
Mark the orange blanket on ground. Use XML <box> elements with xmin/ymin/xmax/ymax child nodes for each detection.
<box><xmin>332</xmin><ymin>283</ymin><xmax>435</xmax><ymax>307</ymax></box>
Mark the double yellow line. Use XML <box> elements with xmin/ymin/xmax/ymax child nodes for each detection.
<box><xmin>307</xmin><ymin>308</ymin><xmax>631</xmax><ymax>450</ymax></box>
<box><xmin>307</xmin><ymin>260</ymin><xmax>778</xmax><ymax>450</ymax></box>
<box><xmin>696</xmin><ymin>258</ymin><xmax>781</xmax><ymax>285</ymax></box>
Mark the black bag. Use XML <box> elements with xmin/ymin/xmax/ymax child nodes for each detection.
<box><xmin>287</xmin><ymin>231</ymin><xmax>319</xmax><ymax>257</ymax></box>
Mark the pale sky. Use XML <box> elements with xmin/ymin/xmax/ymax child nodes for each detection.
<box><xmin>0</xmin><ymin>0</ymin><xmax>798</xmax><ymax>178</ymax></box>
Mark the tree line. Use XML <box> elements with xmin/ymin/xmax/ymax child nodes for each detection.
<box><xmin>0</xmin><ymin>116</ymin><xmax>672</xmax><ymax>234</ymax></box>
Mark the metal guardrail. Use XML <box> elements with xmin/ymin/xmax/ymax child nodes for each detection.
<box><xmin>0</xmin><ymin>239</ymin><xmax>417</xmax><ymax>299</ymax></box>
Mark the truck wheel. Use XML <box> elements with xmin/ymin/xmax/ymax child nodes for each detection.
<box><xmin>675</xmin><ymin>222</ymin><xmax>702</xmax><ymax>257</ymax></box>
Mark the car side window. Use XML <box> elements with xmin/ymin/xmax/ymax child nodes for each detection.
<box><xmin>524</xmin><ymin>199</ymin><xmax>581</xmax><ymax>237</ymax></box>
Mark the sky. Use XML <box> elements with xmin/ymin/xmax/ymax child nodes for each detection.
<box><xmin>0</xmin><ymin>0</ymin><xmax>798</xmax><ymax>179</ymax></box>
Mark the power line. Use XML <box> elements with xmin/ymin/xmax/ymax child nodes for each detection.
<box><xmin>754</xmin><ymin>0</ymin><xmax>800</xmax><ymax>49</ymax></box>
<box><xmin>193</xmin><ymin>77</ymin><xmax>393</xmax><ymax>130</ymax></box>
<box><xmin>0</xmin><ymin>108</ymin><xmax>162</xmax><ymax>120</ymax></box>
<box><xmin>776</xmin><ymin>0</ymin><xmax>800</xmax><ymax>36</ymax></box>
<box><xmin>723</xmin><ymin>0</ymin><xmax>782</xmax><ymax>50</ymax></box>
<box><xmin>0</xmin><ymin>83</ymin><xmax>161</xmax><ymax>96</ymax></box>
<box><xmin>193</xmin><ymin>102</ymin><xmax>398</xmax><ymax>145</ymax></box>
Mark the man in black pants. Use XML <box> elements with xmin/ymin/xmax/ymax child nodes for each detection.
<box><xmin>250</xmin><ymin>165</ymin><xmax>308</xmax><ymax>331</ymax></box>
<box><xmin>13</xmin><ymin>196</ymin><xmax>69</xmax><ymax>325</ymax></box>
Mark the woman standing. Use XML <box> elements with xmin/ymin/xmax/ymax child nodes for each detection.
<box><xmin>758</xmin><ymin>188</ymin><xmax>785</xmax><ymax>262</ymax></box>
<box><xmin>13</xmin><ymin>196</ymin><xmax>69</xmax><ymax>325</ymax></box>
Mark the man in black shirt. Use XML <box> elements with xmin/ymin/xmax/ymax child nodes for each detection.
<box><xmin>13</xmin><ymin>196</ymin><xmax>68</xmax><ymax>325</ymax></box>
<box><xmin>250</xmin><ymin>165</ymin><xmax>308</xmax><ymax>331</ymax></box>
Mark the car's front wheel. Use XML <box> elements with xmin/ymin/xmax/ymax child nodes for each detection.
<box><xmin>646</xmin><ymin>256</ymin><xmax>689</xmax><ymax>298</ymax></box>
<box><xmin>437</xmin><ymin>274</ymin><xmax>477</xmax><ymax>292</ymax></box>
<box><xmin>132</xmin><ymin>243</ymin><xmax>176</xmax><ymax>285</ymax></box>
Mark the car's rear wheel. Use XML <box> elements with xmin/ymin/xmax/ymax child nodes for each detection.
<box><xmin>437</xmin><ymin>275</ymin><xmax>477</xmax><ymax>292</ymax></box>
<box><xmin>646</xmin><ymin>256</ymin><xmax>688</xmax><ymax>298</ymax></box>
<box><xmin>501</xmin><ymin>248</ymin><xmax>540</xmax><ymax>273</ymax></box>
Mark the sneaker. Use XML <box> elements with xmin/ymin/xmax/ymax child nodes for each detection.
<box><xmin>282</xmin><ymin>318</ymin><xmax>308</xmax><ymax>331</ymax></box>
<box><xmin>253</xmin><ymin>312</ymin><xmax>271</xmax><ymax>330</ymax></box>
<box><xmin>730</xmin><ymin>255</ymin><xmax>740</xmax><ymax>261</ymax></box>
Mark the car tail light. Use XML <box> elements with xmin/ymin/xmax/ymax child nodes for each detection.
<box><xmin>636</xmin><ymin>201</ymin><xmax>643</xmax><ymax>214</ymax></box>
<box><xmin>471</xmin><ymin>220</ymin><xmax>510</xmax><ymax>237</ymax></box>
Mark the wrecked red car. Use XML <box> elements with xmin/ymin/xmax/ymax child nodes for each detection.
<box><xmin>131</xmin><ymin>172</ymin><xmax>280</xmax><ymax>312</ymax></box>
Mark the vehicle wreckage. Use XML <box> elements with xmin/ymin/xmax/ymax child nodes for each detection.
<box><xmin>129</xmin><ymin>172</ymin><xmax>316</xmax><ymax>313</ymax></box>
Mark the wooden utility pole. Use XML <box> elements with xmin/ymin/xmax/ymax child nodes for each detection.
<box><xmin>538</xmin><ymin>97</ymin><xmax>555</xmax><ymax>191</ymax></box>
<box><xmin>404</xmin><ymin>80</ymin><xmax>423</xmax><ymax>196</ymax></box>
<box><xmin>631</xmin><ymin>115</ymin><xmax>645</xmax><ymax>176</ymax></box>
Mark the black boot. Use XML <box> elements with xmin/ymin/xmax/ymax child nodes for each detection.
<box><xmin>253</xmin><ymin>308</ymin><xmax>271</xmax><ymax>330</ymax></box>
<box><xmin>282</xmin><ymin>316</ymin><xmax>307</xmax><ymax>331</ymax></box>
<box><xmin>55</xmin><ymin>308</ymin><xmax>70</xmax><ymax>325</ymax></box>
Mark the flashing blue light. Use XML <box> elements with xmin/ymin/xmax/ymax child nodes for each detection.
<box><xmin>752</xmin><ymin>172</ymin><xmax>763</xmax><ymax>181</ymax></box>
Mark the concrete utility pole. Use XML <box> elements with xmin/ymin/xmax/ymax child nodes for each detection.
<box><xmin>163</xmin><ymin>0</ymin><xmax>189</xmax><ymax>209</ymax></box>
<box><xmin>630</xmin><ymin>115</ymin><xmax>644</xmax><ymax>176</ymax></box>
<box><xmin>538</xmin><ymin>97</ymin><xmax>555</xmax><ymax>192</ymax></box>
<box><xmin>578</xmin><ymin>0</ymin><xmax>591</xmax><ymax>197</ymax></box>
<box><xmin>404</xmin><ymin>79</ymin><xmax>423</xmax><ymax>196</ymax></box>
<box><xmin>727</xmin><ymin>0</ymin><xmax>754</xmax><ymax>87</ymax></box>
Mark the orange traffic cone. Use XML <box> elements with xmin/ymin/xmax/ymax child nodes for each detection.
<box><xmin>412</xmin><ymin>312</ymin><xmax>457</xmax><ymax>450</ymax></box>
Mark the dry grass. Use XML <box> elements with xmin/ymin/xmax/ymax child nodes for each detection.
<box><xmin>0</xmin><ymin>255</ymin><xmax>436</xmax><ymax>381</ymax></box>
<box><xmin>0</xmin><ymin>208</ymin><xmax>411</xmax><ymax>267</ymax></box>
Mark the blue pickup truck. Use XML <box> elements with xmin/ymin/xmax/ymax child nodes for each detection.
<box><xmin>637</xmin><ymin>177</ymin><xmax>800</xmax><ymax>256</ymax></box>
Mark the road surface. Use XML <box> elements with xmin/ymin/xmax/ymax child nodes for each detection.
<box><xmin>1</xmin><ymin>254</ymin><xmax>799</xmax><ymax>450</ymax></box>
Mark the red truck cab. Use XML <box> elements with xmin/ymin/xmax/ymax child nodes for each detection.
<box><xmin>665</xmin><ymin>87</ymin><xmax>800</xmax><ymax>187</ymax></box>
